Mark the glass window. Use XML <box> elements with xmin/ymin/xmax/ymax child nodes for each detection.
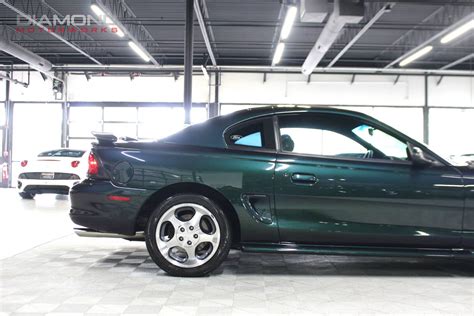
<box><xmin>0</xmin><ymin>129</ymin><xmax>3</xmax><ymax>158</ymax></box>
<box><xmin>278</xmin><ymin>114</ymin><xmax>409</xmax><ymax>161</ymax></box>
<box><xmin>0</xmin><ymin>103</ymin><xmax>5</xmax><ymax>126</ymax></box>
<box><xmin>38</xmin><ymin>149</ymin><xmax>85</xmax><ymax>157</ymax></box>
<box><xmin>280</xmin><ymin>127</ymin><xmax>366</xmax><ymax>157</ymax></box>
<box><xmin>104</xmin><ymin>107</ymin><xmax>137</xmax><ymax>122</ymax></box>
<box><xmin>68</xmin><ymin>139</ymin><xmax>94</xmax><ymax>150</ymax></box>
<box><xmin>12</xmin><ymin>103</ymin><xmax>62</xmax><ymax>161</ymax></box>
<box><xmin>353</xmin><ymin>125</ymin><xmax>408</xmax><ymax>160</ymax></box>
<box><xmin>69</xmin><ymin>122</ymin><xmax>102</xmax><ymax>137</ymax></box>
<box><xmin>429</xmin><ymin>108</ymin><xmax>474</xmax><ymax>160</ymax></box>
<box><xmin>69</xmin><ymin>106</ymin><xmax>102</xmax><ymax>122</ymax></box>
<box><xmin>228</xmin><ymin>120</ymin><xmax>266</xmax><ymax>148</ymax></box>
<box><xmin>103</xmin><ymin>123</ymin><xmax>137</xmax><ymax>138</ymax></box>
<box><xmin>138</xmin><ymin>107</ymin><xmax>207</xmax><ymax>139</ymax></box>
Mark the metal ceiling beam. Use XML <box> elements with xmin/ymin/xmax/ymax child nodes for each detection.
<box><xmin>44</xmin><ymin>64</ymin><xmax>474</xmax><ymax>77</ymax></box>
<box><xmin>302</xmin><ymin>0</ymin><xmax>364</xmax><ymax>75</ymax></box>
<box><xmin>441</xmin><ymin>53</ymin><xmax>474</xmax><ymax>70</ymax></box>
<box><xmin>95</xmin><ymin>0</ymin><xmax>160</xmax><ymax>65</ymax></box>
<box><xmin>0</xmin><ymin>28</ymin><xmax>53</xmax><ymax>76</ymax></box>
<box><xmin>381</xmin><ymin>4</ymin><xmax>474</xmax><ymax>68</ymax></box>
<box><xmin>194</xmin><ymin>0</ymin><xmax>216</xmax><ymax>65</ymax></box>
<box><xmin>327</xmin><ymin>2</ymin><xmax>394</xmax><ymax>68</ymax></box>
<box><xmin>200</xmin><ymin>0</ymin><xmax>217</xmax><ymax>49</ymax></box>
<box><xmin>0</xmin><ymin>0</ymin><xmax>103</xmax><ymax>65</ymax></box>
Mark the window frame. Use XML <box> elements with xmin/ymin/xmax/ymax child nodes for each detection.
<box><xmin>274</xmin><ymin>113</ymin><xmax>415</xmax><ymax>166</ymax></box>
<box><xmin>224</xmin><ymin>116</ymin><xmax>277</xmax><ymax>153</ymax></box>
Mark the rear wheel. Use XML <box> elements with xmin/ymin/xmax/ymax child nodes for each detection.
<box><xmin>145</xmin><ymin>194</ymin><xmax>231</xmax><ymax>277</ymax></box>
<box><xmin>19</xmin><ymin>192</ymin><xmax>35</xmax><ymax>199</ymax></box>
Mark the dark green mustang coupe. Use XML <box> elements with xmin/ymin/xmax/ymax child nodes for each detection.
<box><xmin>70</xmin><ymin>106</ymin><xmax>474</xmax><ymax>277</ymax></box>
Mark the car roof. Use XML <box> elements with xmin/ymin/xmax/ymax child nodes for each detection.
<box><xmin>162</xmin><ymin>106</ymin><xmax>381</xmax><ymax>149</ymax></box>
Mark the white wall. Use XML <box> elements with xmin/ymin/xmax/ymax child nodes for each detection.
<box><xmin>9</xmin><ymin>72</ymin><xmax>57</xmax><ymax>102</ymax></box>
<box><xmin>428</xmin><ymin>76</ymin><xmax>474</xmax><ymax>108</ymax></box>
<box><xmin>67</xmin><ymin>74</ymin><xmax>210</xmax><ymax>103</ymax></box>
<box><xmin>220</xmin><ymin>73</ymin><xmax>425</xmax><ymax>106</ymax></box>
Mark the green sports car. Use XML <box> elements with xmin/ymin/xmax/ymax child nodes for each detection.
<box><xmin>70</xmin><ymin>106</ymin><xmax>474</xmax><ymax>277</ymax></box>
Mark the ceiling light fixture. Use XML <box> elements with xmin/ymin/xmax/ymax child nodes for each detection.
<box><xmin>399</xmin><ymin>46</ymin><xmax>433</xmax><ymax>67</ymax></box>
<box><xmin>440</xmin><ymin>19</ymin><xmax>474</xmax><ymax>44</ymax></box>
<box><xmin>90</xmin><ymin>4</ymin><xmax>124</xmax><ymax>38</ymax></box>
<box><xmin>272</xmin><ymin>42</ymin><xmax>285</xmax><ymax>65</ymax></box>
<box><xmin>281</xmin><ymin>6</ymin><xmax>298</xmax><ymax>40</ymax></box>
<box><xmin>128</xmin><ymin>41</ymin><xmax>151</xmax><ymax>62</ymax></box>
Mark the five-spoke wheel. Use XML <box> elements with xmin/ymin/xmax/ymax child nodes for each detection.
<box><xmin>146</xmin><ymin>194</ymin><xmax>231</xmax><ymax>277</ymax></box>
<box><xmin>157</xmin><ymin>203</ymin><xmax>220</xmax><ymax>268</ymax></box>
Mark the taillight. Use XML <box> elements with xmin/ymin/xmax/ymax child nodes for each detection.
<box><xmin>71</xmin><ymin>160</ymin><xmax>80</xmax><ymax>168</ymax></box>
<box><xmin>88</xmin><ymin>153</ymin><xmax>99</xmax><ymax>176</ymax></box>
<box><xmin>20</xmin><ymin>160</ymin><xmax>28</xmax><ymax>167</ymax></box>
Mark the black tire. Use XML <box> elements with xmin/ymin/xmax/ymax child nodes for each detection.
<box><xmin>145</xmin><ymin>194</ymin><xmax>232</xmax><ymax>277</ymax></box>
<box><xmin>19</xmin><ymin>192</ymin><xmax>35</xmax><ymax>199</ymax></box>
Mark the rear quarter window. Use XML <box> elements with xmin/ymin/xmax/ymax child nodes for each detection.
<box><xmin>225</xmin><ymin>117</ymin><xmax>275</xmax><ymax>150</ymax></box>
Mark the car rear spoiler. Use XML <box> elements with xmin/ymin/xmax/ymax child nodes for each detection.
<box><xmin>92</xmin><ymin>132</ymin><xmax>117</xmax><ymax>146</ymax></box>
<box><xmin>91</xmin><ymin>132</ymin><xmax>138</xmax><ymax>147</ymax></box>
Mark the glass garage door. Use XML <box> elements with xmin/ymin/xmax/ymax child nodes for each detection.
<box><xmin>68</xmin><ymin>105</ymin><xmax>207</xmax><ymax>149</ymax></box>
<box><xmin>11</xmin><ymin>103</ymin><xmax>63</xmax><ymax>186</ymax></box>
<box><xmin>429</xmin><ymin>108</ymin><xmax>474</xmax><ymax>159</ymax></box>
<box><xmin>0</xmin><ymin>103</ymin><xmax>5</xmax><ymax>156</ymax></box>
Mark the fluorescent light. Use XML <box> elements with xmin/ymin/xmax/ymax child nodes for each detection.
<box><xmin>440</xmin><ymin>19</ymin><xmax>474</xmax><ymax>44</ymax></box>
<box><xmin>273</xmin><ymin>42</ymin><xmax>285</xmax><ymax>65</ymax></box>
<box><xmin>90</xmin><ymin>4</ymin><xmax>104</xmax><ymax>16</ymax></box>
<box><xmin>281</xmin><ymin>6</ymin><xmax>297</xmax><ymax>40</ymax></box>
<box><xmin>128</xmin><ymin>41</ymin><xmax>151</xmax><ymax>62</ymax></box>
<box><xmin>399</xmin><ymin>46</ymin><xmax>433</xmax><ymax>67</ymax></box>
<box><xmin>90</xmin><ymin>4</ymin><xmax>125</xmax><ymax>38</ymax></box>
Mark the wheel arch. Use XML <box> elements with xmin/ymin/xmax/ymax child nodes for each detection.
<box><xmin>136</xmin><ymin>182</ymin><xmax>241</xmax><ymax>245</ymax></box>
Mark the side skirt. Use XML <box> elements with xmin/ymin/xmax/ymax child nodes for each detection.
<box><xmin>240</xmin><ymin>242</ymin><xmax>474</xmax><ymax>259</ymax></box>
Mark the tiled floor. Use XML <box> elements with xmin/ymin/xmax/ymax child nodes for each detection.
<box><xmin>1</xmin><ymin>189</ymin><xmax>474</xmax><ymax>315</ymax></box>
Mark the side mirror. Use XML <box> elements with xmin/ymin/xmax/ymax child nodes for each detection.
<box><xmin>407</xmin><ymin>143</ymin><xmax>433</xmax><ymax>167</ymax></box>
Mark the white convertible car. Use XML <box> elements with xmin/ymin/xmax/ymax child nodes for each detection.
<box><xmin>17</xmin><ymin>149</ymin><xmax>89</xmax><ymax>199</ymax></box>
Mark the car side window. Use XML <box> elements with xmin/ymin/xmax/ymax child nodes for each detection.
<box><xmin>352</xmin><ymin>125</ymin><xmax>408</xmax><ymax>160</ymax></box>
<box><xmin>280</xmin><ymin>127</ymin><xmax>367</xmax><ymax>157</ymax></box>
<box><xmin>278</xmin><ymin>114</ymin><xmax>409</xmax><ymax>161</ymax></box>
<box><xmin>226</xmin><ymin>118</ymin><xmax>275</xmax><ymax>150</ymax></box>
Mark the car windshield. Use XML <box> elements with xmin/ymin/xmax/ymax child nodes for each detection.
<box><xmin>38</xmin><ymin>150</ymin><xmax>85</xmax><ymax>158</ymax></box>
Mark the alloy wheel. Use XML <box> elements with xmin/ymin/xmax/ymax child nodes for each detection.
<box><xmin>155</xmin><ymin>203</ymin><xmax>221</xmax><ymax>268</ymax></box>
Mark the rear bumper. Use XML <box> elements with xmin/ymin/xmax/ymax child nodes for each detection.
<box><xmin>70</xmin><ymin>180</ymin><xmax>150</xmax><ymax>235</ymax></box>
<box><xmin>18</xmin><ymin>179</ymin><xmax>80</xmax><ymax>194</ymax></box>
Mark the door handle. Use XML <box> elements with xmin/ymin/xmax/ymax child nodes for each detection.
<box><xmin>291</xmin><ymin>173</ymin><xmax>318</xmax><ymax>185</ymax></box>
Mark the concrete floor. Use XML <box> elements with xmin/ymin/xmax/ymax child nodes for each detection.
<box><xmin>1</xmin><ymin>188</ymin><xmax>473</xmax><ymax>315</ymax></box>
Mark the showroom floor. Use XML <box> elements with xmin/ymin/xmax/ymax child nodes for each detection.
<box><xmin>1</xmin><ymin>189</ymin><xmax>473</xmax><ymax>315</ymax></box>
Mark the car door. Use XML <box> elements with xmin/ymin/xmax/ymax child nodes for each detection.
<box><xmin>274</xmin><ymin>112</ymin><xmax>464</xmax><ymax>249</ymax></box>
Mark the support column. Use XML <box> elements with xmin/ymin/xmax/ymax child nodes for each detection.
<box><xmin>184</xmin><ymin>0</ymin><xmax>194</xmax><ymax>124</ymax></box>
<box><xmin>61</xmin><ymin>102</ymin><xmax>69</xmax><ymax>148</ymax></box>
<box><xmin>209</xmin><ymin>72</ymin><xmax>220</xmax><ymax>118</ymax></box>
<box><xmin>4</xmin><ymin>70</ymin><xmax>13</xmax><ymax>187</ymax></box>
<box><xmin>423</xmin><ymin>75</ymin><xmax>429</xmax><ymax>144</ymax></box>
